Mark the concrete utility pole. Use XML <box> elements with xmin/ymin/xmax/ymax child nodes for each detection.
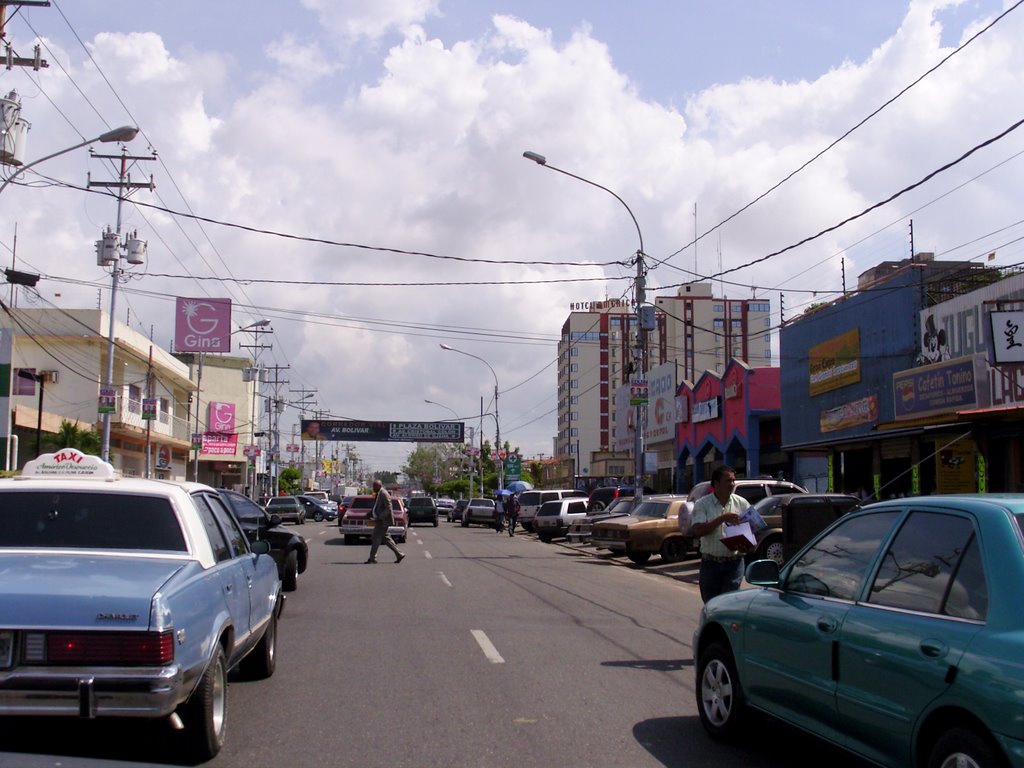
<box><xmin>265</xmin><ymin>364</ymin><xmax>289</xmax><ymax>495</ymax></box>
<box><xmin>91</xmin><ymin>148</ymin><xmax>156</xmax><ymax>464</ymax></box>
<box><xmin>238</xmin><ymin>326</ymin><xmax>273</xmax><ymax>498</ymax></box>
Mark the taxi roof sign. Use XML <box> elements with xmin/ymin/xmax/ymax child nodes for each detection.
<box><xmin>21</xmin><ymin>449</ymin><xmax>117</xmax><ymax>480</ymax></box>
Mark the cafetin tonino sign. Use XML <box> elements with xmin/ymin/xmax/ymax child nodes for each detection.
<box><xmin>893</xmin><ymin>354</ymin><xmax>990</xmax><ymax>421</ymax></box>
<box><xmin>300</xmin><ymin>420</ymin><xmax>465</xmax><ymax>443</ymax></box>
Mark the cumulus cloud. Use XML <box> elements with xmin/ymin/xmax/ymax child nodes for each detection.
<box><xmin>5</xmin><ymin>0</ymin><xmax>1023</xmax><ymax>465</ymax></box>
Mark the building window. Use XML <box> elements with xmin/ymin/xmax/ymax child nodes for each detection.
<box><xmin>714</xmin><ymin>303</ymin><xmax>723</xmax><ymax>313</ymax></box>
<box><xmin>570</xmin><ymin>380</ymin><xmax>579</xmax><ymax>389</ymax></box>
<box><xmin>713</xmin><ymin>319</ymin><xmax>724</xmax><ymax>330</ymax></box>
<box><xmin>570</xmin><ymin>363</ymin><xmax>578</xmax><ymax>373</ymax></box>
<box><xmin>731</xmin><ymin>320</ymin><xmax>742</xmax><ymax>330</ymax></box>
<box><xmin>570</xmin><ymin>347</ymin><xmax>579</xmax><ymax>357</ymax></box>
<box><xmin>13</xmin><ymin>368</ymin><xmax>36</xmax><ymax>396</ymax></box>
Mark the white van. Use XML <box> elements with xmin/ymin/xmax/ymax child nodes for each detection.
<box><xmin>517</xmin><ymin>489</ymin><xmax>588</xmax><ymax>533</ymax></box>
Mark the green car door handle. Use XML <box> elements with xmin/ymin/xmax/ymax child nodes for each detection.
<box><xmin>920</xmin><ymin>639</ymin><xmax>948</xmax><ymax>658</ymax></box>
<box><xmin>816</xmin><ymin>616</ymin><xmax>839</xmax><ymax>633</ymax></box>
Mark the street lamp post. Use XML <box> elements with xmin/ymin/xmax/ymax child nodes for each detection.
<box><xmin>0</xmin><ymin>125</ymin><xmax>139</xmax><ymax>197</ymax></box>
<box><xmin>523</xmin><ymin>150</ymin><xmax>647</xmax><ymax>502</ymax></box>
<box><xmin>0</xmin><ymin>125</ymin><xmax>141</xmax><ymax>465</ymax></box>
<box><xmin>424</xmin><ymin>399</ymin><xmax>459</xmax><ymax>420</ymax></box>
<box><xmin>440</xmin><ymin>344</ymin><xmax>502</xmax><ymax>490</ymax></box>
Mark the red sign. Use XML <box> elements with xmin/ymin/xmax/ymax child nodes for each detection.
<box><xmin>201</xmin><ymin>433</ymin><xmax>239</xmax><ymax>456</ymax></box>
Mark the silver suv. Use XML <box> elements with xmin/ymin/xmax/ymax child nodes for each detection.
<box><xmin>678</xmin><ymin>477</ymin><xmax>807</xmax><ymax>532</ymax></box>
<box><xmin>518</xmin><ymin>489</ymin><xmax>588</xmax><ymax>533</ymax></box>
<box><xmin>534</xmin><ymin>497</ymin><xmax>590</xmax><ymax>543</ymax></box>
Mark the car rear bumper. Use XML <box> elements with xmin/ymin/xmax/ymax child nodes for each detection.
<box><xmin>0</xmin><ymin>663</ymin><xmax>185</xmax><ymax>718</ymax></box>
<box><xmin>340</xmin><ymin>522</ymin><xmax>373</xmax><ymax>536</ymax></box>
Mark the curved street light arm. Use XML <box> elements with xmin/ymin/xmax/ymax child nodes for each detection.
<box><xmin>522</xmin><ymin>150</ymin><xmax>643</xmax><ymax>256</ymax></box>
<box><xmin>0</xmin><ymin>126</ymin><xmax>139</xmax><ymax>198</ymax></box>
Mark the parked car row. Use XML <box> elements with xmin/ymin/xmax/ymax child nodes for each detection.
<box><xmin>509</xmin><ymin>480</ymin><xmax>863</xmax><ymax>574</ymax></box>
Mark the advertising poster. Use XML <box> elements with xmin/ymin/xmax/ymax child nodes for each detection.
<box><xmin>935</xmin><ymin>442</ymin><xmax>977</xmax><ymax>493</ymax></box>
<box><xmin>809</xmin><ymin>328</ymin><xmax>861</xmax><ymax>396</ymax></box>
<box><xmin>174</xmin><ymin>297</ymin><xmax>232</xmax><ymax>353</ymax></box>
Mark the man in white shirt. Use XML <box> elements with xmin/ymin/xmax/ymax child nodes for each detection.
<box><xmin>688</xmin><ymin>467</ymin><xmax>752</xmax><ymax>603</ymax></box>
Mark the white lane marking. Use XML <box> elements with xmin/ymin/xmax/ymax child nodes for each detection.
<box><xmin>438</xmin><ymin>571</ymin><xmax>452</xmax><ymax>587</ymax></box>
<box><xmin>424</xmin><ymin>550</ymin><xmax>433</xmax><ymax>559</ymax></box>
<box><xmin>471</xmin><ymin>630</ymin><xmax>505</xmax><ymax>664</ymax></box>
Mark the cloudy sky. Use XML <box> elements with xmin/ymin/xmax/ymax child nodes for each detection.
<box><xmin>1</xmin><ymin>0</ymin><xmax>1022</xmax><ymax>473</ymax></box>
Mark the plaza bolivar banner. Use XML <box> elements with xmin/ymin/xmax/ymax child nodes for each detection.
<box><xmin>300</xmin><ymin>419</ymin><xmax>464</xmax><ymax>443</ymax></box>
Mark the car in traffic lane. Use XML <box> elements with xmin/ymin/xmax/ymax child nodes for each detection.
<box><xmin>449</xmin><ymin>498</ymin><xmax>468</xmax><ymax>522</ymax></box>
<box><xmin>297</xmin><ymin>494</ymin><xmax>336</xmax><ymax>522</ymax></box>
<box><xmin>0</xmin><ymin>450</ymin><xmax>284</xmax><ymax>763</ymax></box>
<box><xmin>265</xmin><ymin>495</ymin><xmax>306</xmax><ymax>524</ymax></box>
<box><xmin>340</xmin><ymin>495</ymin><xmax>408</xmax><ymax>543</ymax></box>
<box><xmin>694</xmin><ymin>494</ymin><xmax>1024</xmax><ymax>768</ymax></box>
<box><xmin>407</xmin><ymin>496</ymin><xmax>439</xmax><ymax>526</ymax></box>
<box><xmin>221</xmin><ymin>489</ymin><xmax>309</xmax><ymax>591</ymax></box>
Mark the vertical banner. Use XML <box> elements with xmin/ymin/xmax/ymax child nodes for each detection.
<box><xmin>0</xmin><ymin>329</ymin><xmax>12</xmax><ymax>470</ymax></box>
<box><xmin>174</xmin><ymin>297</ymin><xmax>232</xmax><ymax>353</ymax></box>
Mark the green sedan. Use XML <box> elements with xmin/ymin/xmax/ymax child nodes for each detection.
<box><xmin>694</xmin><ymin>494</ymin><xmax>1024</xmax><ymax>768</ymax></box>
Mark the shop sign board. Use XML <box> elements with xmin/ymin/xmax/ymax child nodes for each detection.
<box><xmin>893</xmin><ymin>355</ymin><xmax>989</xmax><ymax>421</ymax></box>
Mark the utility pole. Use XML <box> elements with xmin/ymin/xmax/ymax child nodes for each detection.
<box><xmin>633</xmin><ymin>246</ymin><xmax>649</xmax><ymax>500</ymax></box>
<box><xmin>90</xmin><ymin>147</ymin><xmax>155</xmax><ymax>464</ymax></box>
<box><xmin>266</xmin><ymin>364</ymin><xmax>289</xmax><ymax>496</ymax></box>
<box><xmin>238</xmin><ymin>327</ymin><xmax>273</xmax><ymax>498</ymax></box>
<box><xmin>1</xmin><ymin>2</ymin><xmax>50</xmax><ymax>73</ymax></box>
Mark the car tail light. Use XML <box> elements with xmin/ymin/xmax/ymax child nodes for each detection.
<box><xmin>26</xmin><ymin>631</ymin><xmax>174</xmax><ymax>666</ymax></box>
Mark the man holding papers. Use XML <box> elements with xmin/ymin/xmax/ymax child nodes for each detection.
<box><xmin>688</xmin><ymin>466</ymin><xmax>755</xmax><ymax>603</ymax></box>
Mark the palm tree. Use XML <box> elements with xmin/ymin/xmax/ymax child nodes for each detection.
<box><xmin>47</xmin><ymin>420</ymin><xmax>101</xmax><ymax>456</ymax></box>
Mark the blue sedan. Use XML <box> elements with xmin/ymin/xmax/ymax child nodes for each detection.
<box><xmin>0</xmin><ymin>450</ymin><xmax>284</xmax><ymax>763</ymax></box>
<box><xmin>694</xmin><ymin>494</ymin><xmax>1024</xmax><ymax>768</ymax></box>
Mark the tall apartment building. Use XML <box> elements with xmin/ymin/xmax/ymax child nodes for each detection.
<box><xmin>556</xmin><ymin>284</ymin><xmax>772</xmax><ymax>485</ymax></box>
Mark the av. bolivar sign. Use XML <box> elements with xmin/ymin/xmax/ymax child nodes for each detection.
<box><xmin>300</xmin><ymin>419</ymin><xmax>464</xmax><ymax>443</ymax></box>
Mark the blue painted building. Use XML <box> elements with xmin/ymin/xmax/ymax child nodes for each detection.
<box><xmin>780</xmin><ymin>254</ymin><xmax>1016</xmax><ymax>498</ymax></box>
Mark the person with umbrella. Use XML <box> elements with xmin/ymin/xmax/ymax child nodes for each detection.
<box><xmin>505</xmin><ymin>491</ymin><xmax>521</xmax><ymax>536</ymax></box>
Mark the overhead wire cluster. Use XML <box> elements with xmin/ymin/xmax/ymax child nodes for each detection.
<box><xmin>1</xmin><ymin>1</ymin><xmax>1022</xmax><ymax>454</ymax></box>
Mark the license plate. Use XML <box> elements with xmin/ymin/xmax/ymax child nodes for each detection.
<box><xmin>0</xmin><ymin>630</ymin><xmax>13</xmax><ymax>668</ymax></box>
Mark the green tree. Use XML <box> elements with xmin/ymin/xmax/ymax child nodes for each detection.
<box><xmin>278</xmin><ymin>466</ymin><xmax>302</xmax><ymax>495</ymax></box>
<box><xmin>401</xmin><ymin>443</ymin><xmax>470</xmax><ymax>494</ymax></box>
<box><xmin>44</xmin><ymin>420</ymin><xmax>101</xmax><ymax>455</ymax></box>
<box><xmin>375</xmin><ymin>470</ymin><xmax>398</xmax><ymax>486</ymax></box>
